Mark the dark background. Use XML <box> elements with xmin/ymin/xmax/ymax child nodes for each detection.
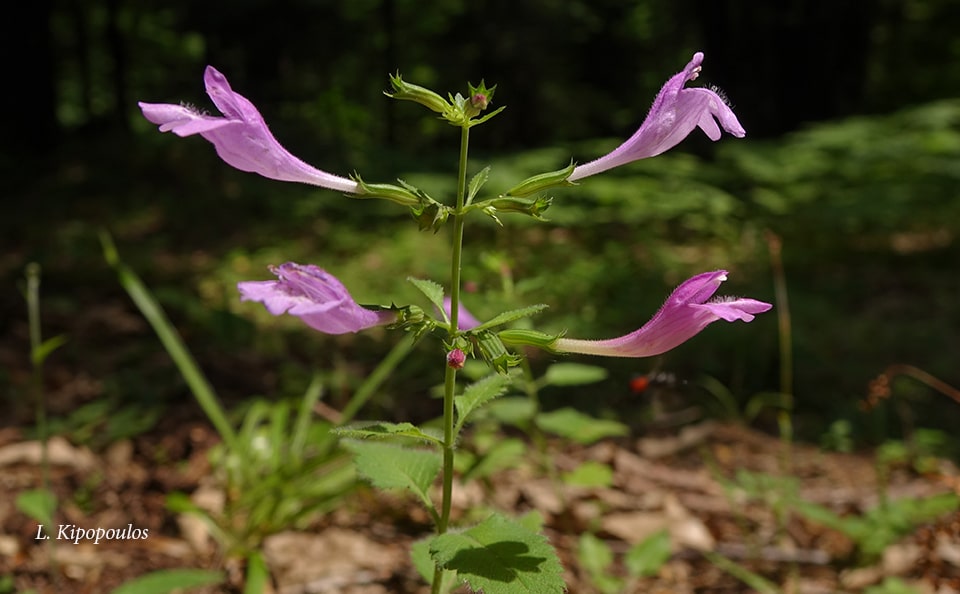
<box><xmin>3</xmin><ymin>0</ymin><xmax>960</xmax><ymax>447</ymax></box>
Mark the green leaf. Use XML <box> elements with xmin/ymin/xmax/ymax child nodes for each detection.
<box><xmin>412</xmin><ymin>538</ymin><xmax>458</xmax><ymax>592</ymax></box>
<box><xmin>335</xmin><ymin>422</ymin><xmax>443</xmax><ymax>446</ymax></box>
<box><xmin>108</xmin><ymin>569</ymin><xmax>225</xmax><ymax>594</ymax></box>
<box><xmin>562</xmin><ymin>461</ymin><xmax>613</xmax><ymax>488</ymax></box>
<box><xmin>430</xmin><ymin>513</ymin><xmax>565</xmax><ymax>594</ymax></box>
<box><xmin>343</xmin><ymin>441</ymin><xmax>441</xmax><ymax>514</ymax></box>
<box><xmin>462</xmin><ymin>438</ymin><xmax>526</xmax><ymax>483</ymax></box>
<box><xmin>467</xmin><ymin>166</ymin><xmax>491</xmax><ymax>204</ymax></box>
<box><xmin>243</xmin><ymin>551</ymin><xmax>269</xmax><ymax>594</ymax></box>
<box><xmin>455</xmin><ymin>373</ymin><xmax>514</xmax><ymax>433</ymax></box>
<box><xmin>702</xmin><ymin>551</ymin><xmax>780</xmax><ymax>594</ymax></box>
<box><xmin>472</xmin><ymin>304</ymin><xmax>548</xmax><ymax>332</ymax></box>
<box><xmin>408</xmin><ymin>277</ymin><xmax>446</xmax><ymax>321</ymax></box>
<box><xmin>535</xmin><ymin>408</ymin><xmax>628</xmax><ymax>444</ymax></box>
<box><xmin>624</xmin><ymin>530</ymin><xmax>671</xmax><ymax>577</ymax></box>
<box><xmin>542</xmin><ymin>363</ymin><xmax>608</xmax><ymax>387</ymax></box>
<box><xmin>15</xmin><ymin>489</ymin><xmax>56</xmax><ymax>527</ymax></box>
<box><xmin>31</xmin><ymin>334</ymin><xmax>68</xmax><ymax>367</ymax></box>
<box><xmin>578</xmin><ymin>532</ymin><xmax>613</xmax><ymax>575</ymax></box>
<box><xmin>486</xmin><ymin>397</ymin><xmax>537</xmax><ymax>427</ymax></box>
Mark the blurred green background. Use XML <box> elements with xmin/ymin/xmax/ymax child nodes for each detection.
<box><xmin>2</xmin><ymin>0</ymin><xmax>959</xmax><ymax>447</ymax></box>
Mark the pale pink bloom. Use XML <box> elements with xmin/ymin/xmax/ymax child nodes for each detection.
<box><xmin>569</xmin><ymin>52</ymin><xmax>745</xmax><ymax>181</ymax></box>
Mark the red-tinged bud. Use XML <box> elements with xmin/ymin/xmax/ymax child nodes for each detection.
<box><xmin>447</xmin><ymin>348</ymin><xmax>466</xmax><ymax>369</ymax></box>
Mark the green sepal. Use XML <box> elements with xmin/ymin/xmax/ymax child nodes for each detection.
<box><xmin>471</xmin><ymin>195</ymin><xmax>553</xmax><ymax>223</ymax></box>
<box><xmin>380</xmin><ymin>304</ymin><xmax>436</xmax><ymax>340</ymax></box>
<box><xmin>353</xmin><ymin>177</ymin><xmax>421</xmax><ymax>207</ymax></box>
<box><xmin>471</xmin><ymin>330</ymin><xmax>521</xmax><ymax>373</ymax></box>
<box><xmin>385</xmin><ymin>73</ymin><xmax>451</xmax><ymax>114</ymax></box>
<box><xmin>498</xmin><ymin>328</ymin><xmax>564</xmax><ymax>352</ymax></box>
<box><xmin>503</xmin><ymin>162</ymin><xmax>576</xmax><ymax>198</ymax></box>
<box><xmin>411</xmin><ymin>197</ymin><xmax>452</xmax><ymax>232</ymax></box>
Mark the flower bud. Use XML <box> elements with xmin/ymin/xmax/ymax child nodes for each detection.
<box><xmin>447</xmin><ymin>348</ymin><xmax>466</xmax><ymax>369</ymax></box>
<box><xmin>503</xmin><ymin>163</ymin><xmax>575</xmax><ymax>198</ymax></box>
<box><xmin>385</xmin><ymin>73</ymin><xmax>452</xmax><ymax>115</ymax></box>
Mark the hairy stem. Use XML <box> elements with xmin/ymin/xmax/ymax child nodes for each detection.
<box><xmin>432</xmin><ymin>123</ymin><xmax>471</xmax><ymax>594</ymax></box>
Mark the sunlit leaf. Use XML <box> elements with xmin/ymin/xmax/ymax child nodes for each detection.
<box><xmin>430</xmin><ymin>513</ymin><xmax>565</xmax><ymax>594</ymax></box>
<box><xmin>535</xmin><ymin>407</ymin><xmax>628</xmax><ymax>444</ymax></box>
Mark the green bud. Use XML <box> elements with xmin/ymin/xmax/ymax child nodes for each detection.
<box><xmin>463</xmin><ymin>80</ymin><xmax>496</xmax><ymax>119</ymax></box>
<box><xmin>503</xmin><ymin>162</ymin><xmax>576</xmax><ymax>198</ymax></box>
<box><xmin>385</xmin><ymin>73</ymin><xmax>452</xmax><ymax>114</ymax></box>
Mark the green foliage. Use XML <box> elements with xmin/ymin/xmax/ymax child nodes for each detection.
<box><xmin>15</xmin><ymin>489</ymin><xmax>57</xmax><ymax>527</ymax></box>
<box><xmin>471</xmin><ymin>304</ymin><xmax>548</xmax><ymax>332</ymax></box>
<box><xmin>576</xmin><ymin>530</ymin><xmax>672</xmax><ymax>594</ymax></box>
<box><xmin>624</xmin><ymin>530</ymin><xmax>672</xmax><ymax>578</ymax></box>
<box><xmin>542</xmin><ymin>363</ymin><xmax>608</xmax><ymax>387</ymax></box>
<box><xmin>535</xmin><ymin>408</ymin><xmax>628</xmax><ymax>445</ymax></box>
<box><xmin>864</xmin><ymin>578</ymin><xmax>924</xmax><ymax>594</ymax></box>
<box><xmin>795</xmin><ymin>493</ymin><xmax>959</xmax><ymax>560</ymax></box>
<box><xmin>335</xmin><ymin>422</ymin><xmax>443</xmax><ymax>446</ymax></box>
<box><xmin>461</xmin><ymin>438</ymin><xmax>526</xmax><ymax>483</ymax></box>
<box><xmin>429</xmin><ymin>513</ymin><xmax>565</xmax><ymax>594</ymax></box>
<box><xmin>108</xmin><ymin>569</ymin><xmax>225</xmax><ymax>594</ymax></box>
<box><xmin>412</xmin><ymin>539</ymin><xmax>458</xmax><ymax>593</ymax></box>
<box><xmin>344</xmin><ymin>440</ymin><xmax>441</xmax><ymax>517</ymax></box>
<box><xmin>455</xmin><ymin>373</ymin><xmax>514</xmax><ymax>433</ymax></box>
<box><xmin>702</xmin><ymin>551</ymin><xmax>781</xmax><ymax>594</ymax></box>
<box><xmin>562</xmin><ymin>461</ymin><xmax>613</xmax><ymax>488</ymax></box>
<box><xmin>408</xmin><ymin>277</ymin><xmax>446</xmax><ymax>321</ymax></box>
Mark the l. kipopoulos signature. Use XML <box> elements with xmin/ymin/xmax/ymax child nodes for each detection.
<box><xmin>35</xmin><ymin>523</ymin><xmax>149</xmax><ymax>545</ymax></box>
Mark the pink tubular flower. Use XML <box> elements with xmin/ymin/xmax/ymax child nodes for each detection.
<box><xmin>569</xmin><ymin>52</ymin><xmax>745</xmax><ymax>181</ymax></box>
<box><xmin>554</xmin><ymin>271</ymin><xmax>771</xmax><ymax>357</ymax></box>
<box><xmin>139</xmin><ymin>66</ymin><xmax>358</xmax><ymax>193</ymax></box>
<box><xmin>238</xmin><ymin>263</ymin><xmax>394</xmax><ymax>334</ymax></box>
<box><xmin>443</xmin><ymin>296</ymin><xmax>482</xmax><ymax>330</ymax></box>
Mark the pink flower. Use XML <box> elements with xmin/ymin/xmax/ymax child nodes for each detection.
<box><xmin>554</xmin><ymin>271</ymin><xmax>770</xmax><ymax>357</ymax></box>
<box><xmin>569</xmin><ymin>52</ymin><xmax>745</xmax><ymax>181</ymax></box>
<box><xmin>443</xmin><ymin>296</ymin><xmax>482</xmax><ymax>330</ymax></box>
<box><xmin>238</xmin><ymin>263</ymin><xmax>394</xmax><ymax>334</ymax></box>
<box><xmin>139</xmin><ymin>66</ymin><xmax>358</xmax><ymax>192</ymax></box>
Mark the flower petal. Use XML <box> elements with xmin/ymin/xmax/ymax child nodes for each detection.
<box><xmin>569</xmin><ymin>52</ymin><xmax>744</xmax><ymax>181</ymax></box>
<box><xmin>553</xmin><ymin>271</ymin><xmax>771</xmax><ymax>358</ymax></box>
<box><xmin>139</xmin><ymin>67</ymin><xmax>359</xmax><ymax>193</ymax></box>
<box><xmin>238</xmin><ymin>263</ymin><xmax>394</xmax><ymax>335</ymax></box>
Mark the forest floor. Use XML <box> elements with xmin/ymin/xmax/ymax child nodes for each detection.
<box><xmin>2</xmin><ymin>414</ymin><xmax>959</xmax><ymax>594</ymax></box>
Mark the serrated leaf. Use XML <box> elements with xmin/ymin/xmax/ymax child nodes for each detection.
<box><xmin>535</xmin><ymin>408</ymin><xmax>628</xmax><ymax>445</ymax></box>
<box><xmin>467</xmin><ymin>166</ymin><xmax>491</xmax><ymax>204</ymax></box>
<box><xmin>455</xmin><ymin>373</ymin><xmax>514</xmax><ymax>432</ymax></box>
<box><xmin>543</xmin><ymin>363</ymin><xmax>608</xmax><ymax>387</ymax></box>
<box><xmin>15</xmin><ymin>489</ymin><xmax>56</xmax><ymax>526</ymax></box>
<box><xmin>624</xmin><ymin>530</ymin><xmax>671</xmax><ymax>577</ymax></box>
<box><xmin>343</xmin><ymin>441</ymin><xmax>440</xmax><ymax>513</ymax></box>
<box><xmin>408</xmin><ymin>278</ymin><xmax>446</xmax><ymax>320</ymax></box>
<box><xmin>108</xmin><ymin>569</ymin><xmax>225</xmax><ymax>594</ymax></box>
<box><xmin>430</xmin><ymin>513</ymin><xmax>565</xmax><ymax>594</ymax></box>
<box><xmin>562</xmin><ymin>461</ymin><xmax>613</xmax><ymax>488</ymax></box>
<box><xmin>335</xmin><ymin>422</ymin><xmax>443</xmax><ymax>446</ymax></box>
<box><xmin>412</xmin><ymin>538</ymin><xmax>459</xmax><ymax>592</ymax></box>
<box><xmin>472</xmin><ymin>304</ymin><xmax>548</xmax><ymax>332</ymax></box>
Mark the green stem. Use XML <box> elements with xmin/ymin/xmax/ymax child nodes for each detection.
<box><xmin>431</xmin><ymin>123</ymin><xmax>470</xmax><ymax>594</ymax></box>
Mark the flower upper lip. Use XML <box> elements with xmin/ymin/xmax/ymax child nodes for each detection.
<box><xmin>138</xmin><ymin>66</ymin><xmax>358</xmax><ymax>193</ymax></box>
<box><xmin>569</xmin><ymin>52</ymin><xmax>745</xmax><ymax>181</ymax></box>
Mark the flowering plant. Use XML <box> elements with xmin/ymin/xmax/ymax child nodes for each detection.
<box><xmin>141</xmin><ymin>52</ymin><xmax>769</xmax><ymax>593</ymax></box>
